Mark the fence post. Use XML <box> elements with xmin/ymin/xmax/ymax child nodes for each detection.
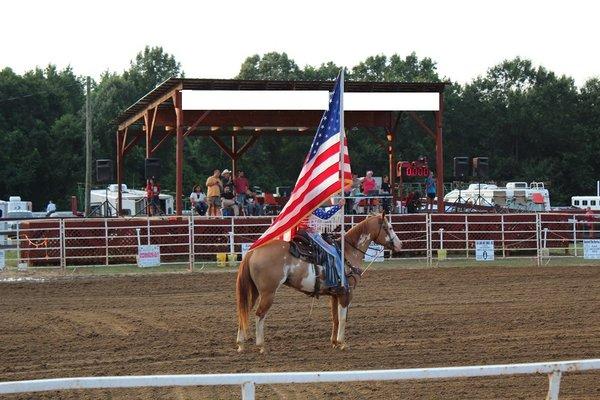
<box><xmin>536</xmin><ymin>213</ymin><xmax>541</xmax><ymax>267</ymax></box>
<box><xmin>147</xmin><ymin>218</ymin><xmax>151</xmax><ymax>245</ymax></box>
<box><xmin>189</xmin><ymin>215</ymin><xmax>194</xmax><ymax>272</ymax></box>
<box><xmin>465</xmin><ymin>215</ymin><xmax>469</xmax><ymax>259</ymax></box>
<box><xmin>546</xmin><ymin>371</ymin><xmax>561</xmax><ymax>400</ymax></box>
<box><xmin>426</xmin><ymin>213</ymin><xmax>432</xmax><ymax>267</ymax></box>
<box><xmin>104</xmin><ymin>219</ymin><xmax>109</xmax><ymax>266</ymax></box>
<box><xmin>60</xmin><ymin>219</ymin><xmax>66</xmax><ymax>270</ymax></box>
<box><xmin>572</xmin><ymin>215</ymin><xmax>577</xmax><ymax>257</ymax></box>
<box><xmin>16</xmin><ymin>222</ymin><xmax>21</xmax><ymax>266</ymax></box>
<box><xmin>501</xmin><ymin>214</ymin><xmax>506</xmax><ymax>258</ymax></box>
<box><xmin>241</xmin><ymin>381</ymin><xmax>255</xmax><ymax>400</ymax></box>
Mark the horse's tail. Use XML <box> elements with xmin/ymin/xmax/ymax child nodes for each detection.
<box><xmin>236</xmin><ymin>250</ymin><xmax>258</xmax><ymax>335</ymax></box>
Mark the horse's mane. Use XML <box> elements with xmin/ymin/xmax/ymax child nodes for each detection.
<box><xmin>345</xmin><ymin>214</ymin><xmax>380</xmax><ymax>244</ymax></box>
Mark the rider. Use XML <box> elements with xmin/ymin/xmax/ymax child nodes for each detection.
<box><xmin>295</xmin><ymin>198</ymin><xmax>347</xmax><ymax>290</ymax></box>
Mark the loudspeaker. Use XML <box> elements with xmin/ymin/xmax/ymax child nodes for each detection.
<box><xmin>96</xmin><ymin>159</ymin><xmax>113</xmax><ymax>183</ymax></box>
<box><xmin>473</xmin><ymin>157</ymin><xmax>489</xmax><ymax>179</ymax></box>
<box><xmin>145</xmin><ymin>158</ymin><xmax>161</xmax><ymax>180</ymax></box>
<box><xmin>453</xmin><ymin>157</ymin><xmax>469</xmax><ymax>180</ymax></box>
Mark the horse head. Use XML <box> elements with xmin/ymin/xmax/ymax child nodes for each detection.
<box><xmin>368</xmin><ymin>212</ymin><xmax>402</xmax><ymax>253</ymax></box>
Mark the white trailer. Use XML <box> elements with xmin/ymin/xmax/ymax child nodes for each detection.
<box><xmin>90</xmin><ymin>184</ymin><xmax>174</xmax><ymax>216</ymax></box>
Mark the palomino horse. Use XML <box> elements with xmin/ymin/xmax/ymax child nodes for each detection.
<box><xmin>236</xmin><ymin>213</ymin><xmax>402</xmax><ymax>353</ymax></box>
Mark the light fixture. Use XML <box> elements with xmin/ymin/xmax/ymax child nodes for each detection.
<box><xmin>165</xmin><ymin>126</ymin><xmax>173</xmax><ymax>131</ymax></box>
<box><xmin>386</xmin><ymin>132</ymin><xmax>393</xmax><ymax>141</ymax></box>
<box><xmin>233</xmin><ymin>126</ymin><xmax>241</xmax><ymax>131</ymax></box>
<box><xmin>210</xmin><ymin>126</ymin><xmax>220</xmax><ymax>131</ymax></box>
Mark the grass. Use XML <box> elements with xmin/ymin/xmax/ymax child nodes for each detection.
<box><xmin>2</xmin><ymin>252</ymin><xmax>600</xmax><ymax>279</ymax></box>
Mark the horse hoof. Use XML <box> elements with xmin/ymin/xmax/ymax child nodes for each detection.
<box><xmin>339</xmin><ymin>343</ymin><xmax>347</xmax><ymax>351</ymax></box>
<box><xmin>259</xmin><ymin>346</ymin><xmax>266</xmax><ymax>354</ymax></box>
<box><xmin>237</xmin><ymin>346</ymin><xmax>245</xmax><ymax>353</ymax></box>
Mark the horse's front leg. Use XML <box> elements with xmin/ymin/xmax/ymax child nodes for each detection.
<box><xmin>330</xmin><ymin>296</ymin><xmax>339</xmax><ymax>348</ymax></box>
<box><xmin>336</xmin><ymin>294</ymin><xmax>351</xmax><ymax>350</ymax></box>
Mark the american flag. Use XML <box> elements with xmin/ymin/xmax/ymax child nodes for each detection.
<box><xmin>250</xmin><ymin>73</ymin><xmax>351</xmax><ymax>250</ymax></box>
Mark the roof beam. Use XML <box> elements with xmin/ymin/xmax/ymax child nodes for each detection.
<box><xmin>118</xmin><ymin>83</ymin><xmax>183</xmax><ymax>131</ymax></box>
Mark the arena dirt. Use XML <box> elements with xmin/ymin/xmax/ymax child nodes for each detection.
<box><xmin>1</xmin><ymin>266</ymin><xmax>599</xmax><ymax>399</ymax></box>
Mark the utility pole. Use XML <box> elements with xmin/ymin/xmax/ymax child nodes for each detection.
<box><xmin>84</xmin><ymin>76</ymin><xmax>92</xmax><ymax>215</ymax></box>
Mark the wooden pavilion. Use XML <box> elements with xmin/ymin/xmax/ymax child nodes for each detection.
<box><xmin>114</xmin><ymin>78</ymin><xmax>448</xmax><ymax>215</ymax></box>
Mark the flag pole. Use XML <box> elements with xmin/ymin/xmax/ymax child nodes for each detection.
<box><xmin>338</xmin><ymin>69</ymin><xmax>346</xmax><ymax>270</ymax></box>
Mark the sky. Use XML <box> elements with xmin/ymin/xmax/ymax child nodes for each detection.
<box><xmin>1</xmin><ymin>0</ymin><xmax>598</xmax><ymax>86</ymax></box>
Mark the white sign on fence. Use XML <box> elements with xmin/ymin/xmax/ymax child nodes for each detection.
<box><xmin>583</xmin><ymin>240</ymin><xmax>600</xmax><ymax>259</ymax></box>
<box><xmin>475</xmin><ymin>240</ymin><xmax>495</xmax><ymax>261</ymax></box>
<box><xmin>364</xmin><ymin>243</ymin><xmax>384</xmax><ymax>262</ymax></box>
<box><xmin>138</xmin><ymin>245</ymin><xmax>160</xmax><ymax>267</ymax></box>
<box><xmin>0</xmin><ymin>250</ymin><xmax>5</xmax><ymax>270</ymax></box>
<box><xmin>241</xmin><ymin>243</ymin><xmax>252</xmax><ymax>258</ymax></box>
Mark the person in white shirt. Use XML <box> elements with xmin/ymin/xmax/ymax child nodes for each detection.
<box><xmin>45</xmin><ymin>200</ymin><xmax>56</xmax><ymax>217</ymax></box>
<box><xmin>190</xmin><ymin>185</ymin><xmax>207</xmax><ymax>216</ymax></box>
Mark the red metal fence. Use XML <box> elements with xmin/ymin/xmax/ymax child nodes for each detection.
<box><xmin>11</xmin><ymin>213</ymin><xmax>596</xmax><ymax>268</ymax></box>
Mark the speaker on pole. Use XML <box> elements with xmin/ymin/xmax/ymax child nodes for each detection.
<box><xmin>95</xmin><ymin>159</ymin><xmax>113</xmax><ymax>183</ymax></box>
<box><xmin>145</xmin><ymin>158</ymin><xmax>161</xmax><ymax>180</ymax></box>
<box><xmin>453</xmin><ymin>157</ymin><xmax>469</xmax><ymax>180</ymax></box>
<box><xmin>473</xmin><ymin>157</ymin><xmax>489</xmax><ymax>179</ymax></box>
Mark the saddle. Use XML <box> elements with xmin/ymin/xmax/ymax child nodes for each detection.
<box><xmin>289</xmin><ymin>230</ymin><xmax>345</xmax><ymax>292</ymax></box>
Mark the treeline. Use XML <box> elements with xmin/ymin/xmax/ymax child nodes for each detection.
<box><xmin>1</xmin><ymin>47</ymin><xmax>599</xmax><ymax>209</ymax></box>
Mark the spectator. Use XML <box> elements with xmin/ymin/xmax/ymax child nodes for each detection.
<box><xmin>190</xmin><ymin>185</ymin><xmax>207</xmax><ymax>216</ymax></box>
<box><xmin>45</xmin><ymin>200</ymin><xmax>56</xmax><ymax>217</ymax></box>
<box><xmin>425</xmin><ymin>171</ymin><xmax>436</xmax><ymax>212</ymax></box>
<box><xmin>245</xmin><ymin>191</ymin><xmax>263</xmax><ymax>216</ymax></box>
<box><xmin>361</xmin><ymin>171</ymin><xmax>377</xmax><ymax>195</ymax></box>
<box><xmin>206</xmin><ymin>169</ymin><xmax>222</xmax><ymax>217</ymax></box>
<box><xmin>221</xmin><ymin>169</ymin><xmax>234</xmax><ymax>191</ymax></box>
<box><xmin>381</xmin><ymin>175</ymin><xmax>391</xmax><ymax>213</ymax></box>
<box><xmin>361</xmin><ymin>171</ymin><xmax>378</xmax><ymax>213</ymax></box>
<box><xmin>234</xmin><ymin>170</ymin><xmax>250</xmax><ymax>214</ymax></box>
<box><xmin>145</xmin><ymin>177</ymin><xmax>161</xmax><ymax>215</ymax></box>
<box><xmin>221</xmin><ymin>185</ymin><xmax>237</xmax><ymax>216</ymax></box>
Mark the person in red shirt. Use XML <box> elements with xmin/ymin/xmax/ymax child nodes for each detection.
<box><xmin>234</xmin><ymin>170</ymin><xmax>250</xmax><ymax>214</ymax></box>
<box><xmin>145</xmin><ymin>177</ymin><xmax>160</xmax><ymax>216</ymax></box>
<box><xmin>361</xmin><ymin>171</ymin><xmax>377</xmax><ymax>195</ymax></box>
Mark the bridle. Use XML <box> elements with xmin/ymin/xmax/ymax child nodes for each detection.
<box><xmin>344</xmin><ymin>216</ymin><xmax>397</xmax><ymax>255</ymax></box>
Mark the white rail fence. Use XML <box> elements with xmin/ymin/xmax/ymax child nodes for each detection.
<box><xmin>1</xmin><ymin>213</ymin><xmax>598</xmax><ymax>269</ymax></box>
<box><xmin>0</xmin><ymin>359</ymin><xmax>598</xmax><ymax>399</ymax></box>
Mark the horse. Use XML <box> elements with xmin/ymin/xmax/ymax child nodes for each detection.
<box><xmin>236</xmin><ymin>213</ymin><xmax>402</xmax><ymax>353</ymax></box>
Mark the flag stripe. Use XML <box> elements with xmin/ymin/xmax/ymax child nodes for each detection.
<box><xmin>250</xmin><ymin>72</ymin><xmax>350</xmax><ymax>250</ymax></box>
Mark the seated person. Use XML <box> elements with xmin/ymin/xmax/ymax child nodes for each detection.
<box><xmin>295</xmin><ymin>199</ymin><xmax>346</xmax><ymax>291</ymax></box>
<box><xmin>189</xmin><ymin>185</ymin><xmax>207</xmax><ymax>216</ymax></box>
<box><xmin>245</xmin><ymin>191</ymin><xmax>263</xmax><ymax>216</ymax></box>
<box><xmin>221</xmin><ymin>186</ymin><xmax>237</xmax><ymax>216</ymax></box>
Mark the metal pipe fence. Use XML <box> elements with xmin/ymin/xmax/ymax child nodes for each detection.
<box><xmin>2</xmin><ymin>213</ymin><xmax>599</xmax><ymax>269</ymax></box>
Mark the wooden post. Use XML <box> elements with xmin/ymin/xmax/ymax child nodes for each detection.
<box><xmin>116</xmin><ymin>130</ymin><xmax>123</xmax><ymax>215</ymax></box>
<box><xmin>435</xmin><ymin>92</ymin><xmax>444</xmax><ymax>213</ymax></box>
<box><xmin>231</xmin><ymin>134</ymin><xmax>238</xmax><ymax>177</ymax></box>
<box><xmin>387</xmin><ymin>130</ymin><xmax>395</xmax><ymax>212</ymax></box>
<box><xmin>173</xmin><ymin>91</ymin><xmax>184</xmax><ymax>215</ymax></box>
<box><xmin>84</xmin><ymin>77</ymin><xmax>92</xmax><ymax>215</ymax></box>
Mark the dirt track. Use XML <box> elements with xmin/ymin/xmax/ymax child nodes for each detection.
<box><xmin>1</xmin><ymin>265</ymin><xmax>599</xmax><ymax>399</ymax></box>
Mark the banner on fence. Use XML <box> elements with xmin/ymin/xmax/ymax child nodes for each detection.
<box><xmin>583</xmin><ymin>240</ymin><xmax>600</xmax><ymax>259</ymax></box>
<box><xmin>364</xmin><ymin>243</ymin><xmax>384</xmax><ymax>262</ymax></box>
<box><xmin>475</xmin><ymin>240</ymin><xmax>494</xmax><ymax>261</ymax></box>
<box><xmin>138</xmin><ymin>245</ymin><xmax>160</xmax><ymax>267</ymax></box>
<box><xmin>0</xmin><ymin>250</ymin><xmax>5</xmax><ymax>270</ymax></box>
<box><xmin>241</xmin><ymin>243</ymin><xmax>252</xmax><ymax>258</ymax></box>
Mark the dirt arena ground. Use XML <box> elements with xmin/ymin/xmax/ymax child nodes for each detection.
<box><xmin>1</xmin><ymin>265</ymin><xmax>599</xmax><ymax>399</ymax></box>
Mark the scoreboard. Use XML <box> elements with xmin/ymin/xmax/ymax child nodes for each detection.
<box><xmin>396</xmin><ymin>161</ymin><xmax>430</xmax><ymax>178</ymax></box>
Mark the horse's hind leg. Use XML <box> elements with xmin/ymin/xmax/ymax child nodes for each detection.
<box><xmin>255</xmin><ymin>291</ymin><xmax>275</xmax><ymax>354</ymax></box>
<box><xmin>330</xmin><ymin>296</ymin><xmax>339</xmax><ymax>348</ymax></box>
<box><xmin>237</xmin><ymin>295</ymin><xmax>257</xmax><ymax>353</ymax></box>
